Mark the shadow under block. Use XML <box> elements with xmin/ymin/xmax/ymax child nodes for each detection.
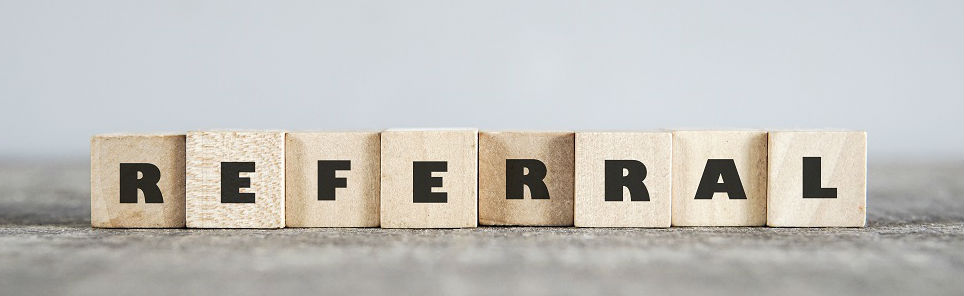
<box><xmin>285</xmin><ymin>132</ymin><xmax>380</xmax><ymax>227</ymax></box>
<box><xmin>479</xmin><ymin>131</ymin><xmax>574</xmax><ymax>226</ymax></box>
<box><xmin>186</xmin><ymin>131</ymin><xmax>285</xmax><ymax>228</ymax></box>
<box><xmin>574</xmin><ymin>132</ymin><xmax>672</xmax><ymax>227</ymax></box>
<box><xmin>90</xmin><ymin>134</ymin><xmax>186</xmax><ymax>228</ymax></box>
<box><xmin>380</xmin><ymin>129</ymin><xmax>478</xmax><ymax>228</ymax></box>
<box><xmin>766</xmin><ymin>131</ymin><xmax>867</xmax><ymax>227</ymax></box>
<box><xmin>672</xmin><ymin>131</ymin><xmax>767</xmax><ymax>226</ymax></box>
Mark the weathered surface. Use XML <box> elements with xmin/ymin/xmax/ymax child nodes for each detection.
<box><xmin>0</xmin><ymin>159</ymin><xmax>961</xmax><ymax>296</ymax></box>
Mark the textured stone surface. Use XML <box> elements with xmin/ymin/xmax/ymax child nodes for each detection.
<box><xmin>0</xmin><ymin>159</ymin><xmax>961</xmax><ymax>296</ymax></box>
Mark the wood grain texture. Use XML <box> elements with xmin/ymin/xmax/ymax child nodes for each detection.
<box><xmin>672</xmin><ymin>131</ymin><xmax>767</xmax><ymax>226</ymax></box>
<box><xmin>574</xmin><ymin>132</ymin><xmax>672</xmax><ymax>227</ymax></box>
<box><xmin>380</xmin><ymin>129</ymin><xmax>478</xmax><ymax>228</ymax></box>
<box><xmin>479</xmin><ymin>131</ymin><xmax>574</xmax><ymax>226</ymax></box>
<box><xmin>767</xmin><ymin>131</ymin><xmax>867</xmax><ymax>227</ymax></box>
<box><xmin>285</xmin><ymin>132</ymin><xmax>380</xmax><ymax>227</ymax></box>
<box><xmin>186</xmin><ymin>131</ymin><xmax>285</xmax><ymax>228</ymax></box>
<box><xmin>90</xmin><ymin>134</ymin><xmax>185</xmax><ymax>228</ymax></box>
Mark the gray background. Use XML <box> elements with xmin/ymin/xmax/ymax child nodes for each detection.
<box><xmin>0</xmin><ymin>0</ymin><xmax>962</xmax><ymax>159</ymax></box>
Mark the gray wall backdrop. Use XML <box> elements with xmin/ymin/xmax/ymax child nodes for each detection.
<box><xmin>1</xmin><ymin>0</ymin><xmax>961</xmax><ymax>160</ymax></box>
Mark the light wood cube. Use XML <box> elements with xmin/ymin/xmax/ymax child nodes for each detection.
<box><xmin>90</xmin><ymin>134</ymin><xmax>185</xmax><ymax>228</ymax></box>
<box><xmin>767</xmin><ymin>131</ymin><xmax>867</xmax><ymax>227</ymax></box>
<box><xmin>380</xmin><ymin>129</ymin><xmax>478</xmax><ymax>228</ymax></box>
<box><xmin>574</xmin><ymin>132</ymin><xmax>672</xmax><ymax>227</ymax></box>
<box><xmin>479</xmin><ymin>131</ymin><xmax>574</xmax><ymax>226</ymax></box>
<box><xmin>186</xmin><ymin>131</ymin><xmax>285</xmax><ymax>228</ymax></box>
<box><xmin>285</xmin><ymin>132</ymin><xmax>380</xmax><ymax>227</ymax></box>
<box><xmin>672</xmin><ymin>131</ymin><xmax>768</xmax><ymax>226</ymax></box>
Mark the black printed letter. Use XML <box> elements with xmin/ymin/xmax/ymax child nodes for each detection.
<box><xmin>803</xmin><ymin>157</ymin><xmax>837</xmax><ymax>198</ymax></box>
<box><xmin>221</xmin><ymin>162</ymin><xmax>256</xmax><ymax>203</ymax></box>
<box><xmin>119</xmin><ymin>163</ymin><xmax>163</xmax><ymax>203</ymax></box>
<box><xmin>694</xmin><ymin>159</ymin><xmax>747</xmax><ymax>199</ymax></box>
<box><xmin>318</xmin><ymin>160</ymin><xmax>351</xmax><ymax>200</ymax></box>
<box><xmin>413</xmin><ymin>161</ymin><xmax>447</xmax><ymax>203</ymax></box>
<box><xmin>505</xmin><ymin>159</ymin><xmax>550</xmax><ymax>199</ymax></box>
<box><xmin>605</xmin><ymin>160</ymin><xmax>649</xmax><ymax>201</ymax></box>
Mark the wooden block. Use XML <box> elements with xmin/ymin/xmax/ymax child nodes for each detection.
<box><xmin>186</xmin><ymin>131</ymin><xmax>285</xmax><ymax>228</ymax></box>
<box><xmin>672</xmin><ymin>131</ymin><xmax>768</xmax><ymax>226</ymax></box>
<box><xmin>574</xmin><ymin>132</ymin><xmax>672</xmax><ymax>227</ymax></box>
<box><xmin>380</xmin><ymin>129</ymin><xmax>478</xmax><ymax>228</ymax></box>
<box><xmin>90</xmin><ymin>134</ymin><xmax>185</xmax><ymax>228</ymax></box>
<box><xmin>767</xmin><ymin>131</ymin><xmax>867</xmax><ymax>227</ymax></box>
<box><xmin>479</xmin><ymin>131</ymin><xmax>574</xmax><ymax>226</ymax></box>
<box><xmin>285</xmin><ymin>132</ymin><xmax>380</xmax><ymax>227</ymax></box>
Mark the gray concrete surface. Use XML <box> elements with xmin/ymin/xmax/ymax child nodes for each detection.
<box><xmin>0</xmin><ymin>159</ymin><xmax>961</xmax><ymax>296</ymax></box>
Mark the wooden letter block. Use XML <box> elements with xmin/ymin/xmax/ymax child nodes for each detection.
<box><xmin>90</xmin><ymin>134</ymin><xmax>185</xmax><ymax>228</ymax></box>
<box><xmin>186</xmin><ymin>131</ymin><xmax>285</xmax><ymax>228</ymax></box>
<box><xmin>380</xmin><ymin>129</ymin><xmax>478</xmax><ymax>228</ymax></box>
<box><xmin>574</xmin><ymin>132</ymin><xmax>672</xmax><ymax>227</ymax></box>
<box><xmin>479</xmin><ymin>131</ymin><xmax>574</xmax><ymax>226</ymax></box>
<box><xmin>672</xmin><ymin>131</ymin><xmax>767</xmax><ymax>226</ymax></box>
<box><xmin>285</xmin><ymin>132</ymin><xmax>380</xmax><ymax>227</ymax></box>
<box><xmin>767</xmin><ymin>131</ymin><xmax>867</xmax><ymax>227</ymax></box>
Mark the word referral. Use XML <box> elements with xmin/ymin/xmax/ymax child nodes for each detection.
<box><xmin>90</xmin><ymin>129</ymin><xmax>866</xmax><ymax>229</ymax></box>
